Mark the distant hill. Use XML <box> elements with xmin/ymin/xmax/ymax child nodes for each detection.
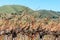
<box><xmin>0</xmin><ymin>5</ymin><xmax>60</xmax><ymax>19</ymax></box>
<box><xmin>37</xmin><ymin>10</ymin><xmax>60</xmax><ymax>18</ymax></box>
<box><xmin>0</xmin><ymin>5</ymin><xmax>33</xmax><ymax>13</ymax></box>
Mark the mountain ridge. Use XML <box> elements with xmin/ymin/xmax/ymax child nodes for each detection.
<box><xmin>0</xmin><ymin>5</ymin><xmax>60</xmax><ymax>19</ymax></box>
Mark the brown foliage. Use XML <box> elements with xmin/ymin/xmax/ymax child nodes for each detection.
<box><xmin>0</xmin><ymin>13</ymin><xmax>60</xmax><ymax>40</ymax></box>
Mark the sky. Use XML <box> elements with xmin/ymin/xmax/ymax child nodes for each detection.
<box><xmin>0</xmin><ymin>0</ymin><xmax>60</xmax><ymax>11</ymax></box>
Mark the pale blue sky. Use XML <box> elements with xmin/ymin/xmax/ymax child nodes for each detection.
<box><xmin>0</xmin><ymin>0</ymin><xmax>60</xmax><ymax>11</ymax></box>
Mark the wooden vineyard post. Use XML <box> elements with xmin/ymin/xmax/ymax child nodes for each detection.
<box><xmin>12</xmin><ymin>34</ymin><xmax>17</xmax><ymax>40</ymax></box>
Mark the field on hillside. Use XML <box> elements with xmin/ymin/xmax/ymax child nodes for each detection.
<box><xmin>0</xmin><ymin>5</ymin><xmax>60</xmax><ymax>40</ymax></box>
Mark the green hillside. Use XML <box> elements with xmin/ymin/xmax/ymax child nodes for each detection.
<box><xmin>0</xmin><ymin>5</ymin><xmax>33</xmax><ymax>14</ymax></box>
<box><xmin>37</xmin><ymin>10</ymin><xmax>59</xmax><ymax>18</ymax></box>
<box><xmin>0</xmin><ymin>5</ymin><xmax>60</xmax><ymax>19</ymax></box>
